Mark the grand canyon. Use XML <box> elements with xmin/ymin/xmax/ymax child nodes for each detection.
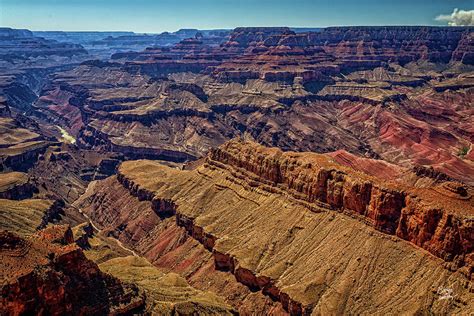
<box><xmin>0</xmin><ymin>9</ymin><xmax>473</xmax><ymax>315</ymax></box>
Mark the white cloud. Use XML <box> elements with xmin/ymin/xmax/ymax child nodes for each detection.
<box><xmin>435</xmin><ymin>8</ymin><xmax>474</xmax><ymax>26</ymax></box>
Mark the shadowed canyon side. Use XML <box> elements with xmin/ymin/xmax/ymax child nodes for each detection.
<box><xmin>75</xmin><ymin>139</ymin><xmax>474</xmax><ymax>315</ymax></box>
<box><xmin>0</xmin><ymin>21</ymin><xmax>473</xmax><ymax>315</ymax></box>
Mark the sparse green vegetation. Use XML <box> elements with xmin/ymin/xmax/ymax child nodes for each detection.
<box><xmin>457</xmin><ymin>146</ymin><xmax>469</xmax><ymax>158</ymax></box>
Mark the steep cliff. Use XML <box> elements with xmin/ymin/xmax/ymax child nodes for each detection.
<box><xmin>209</xmin><ymin>140</ymin><xmax>473</xmax><ymax>270</ymax></box>
<box><xmin>0</xmin><ymin>172</ymin><xmax>36</xmax><ymax>199</ymax></box>
<box><xmin>74</xmin><ymin>176</ymin><xmax>286</xmax><ymax>314</ymax></box>
<box><xmin>76</xmin><ymin>140</ymin><xmax>473</xmax><ymax>315</ymax></box>
<box><xmin>0</xmin><ymin>225</ymin><xmax>145</xmax><ymax>315</ymax></box>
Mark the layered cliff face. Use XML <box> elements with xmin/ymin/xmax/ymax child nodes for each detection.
<box><xmin>209</xmin><ymin>140</ymin><xmax>473</xmax><ymax>271</ymax></box>
<box><xmin>212</xmin><ymin>27</ymin><xmax>474</xmax><ymax>82</ymax></box>
<box><xmin>334</xmin><ymin>87</ymin><xmax>474</xmax><ymax>184</ymax></box>
<box><xmin>452</xmin><ymin>31</ymin><xmax>474</xmax><ymax>64</ymax></box>
<box><xmin>0</xmin><ymin>93</ymin><xmax>124</xmax><ymax>205</ymax></box>
<box><xmin>74</xmin><ymin>176</ymin><xmax>285</xmax><ymax>314</ymax></box>
<box><xmin>69</xmin><ymin>221</ymin><xmax>236</xmax><ymax>314</ymax></box>
<box><xmin>0</xmin><ymin>115</ymin><xmax>120</xmax><ymax>205</ymax></box>
<box><xmin>18</xmin><ymin>25</ymin><xmax>471</xmax><ymax>185</ymax></box>
<box><xmin>0</xmin><ymin>225</ymin><xmax>145</xmax><ymax>315</ymax></box>
<box><xmin>75</xmin><ymin>139</ymin><xmax>473</xmax><ymax>315</ymax></box>
<box><xmin>0</xmin><ymin>117</ymin><xmax>51</xmax><ymax>172</ymax></box>
<box><xmin>106</xmin><ymin>27</ymin><xmax>473</xmax><ymax>86</ymax></box>
<box><xmin>37</xmin><ymin>58</ymin><xmax>473</xmax><ymax>185</ymax></box>
<box><xmin>0</xmin><ymin>209</ymin><xmax>235</xmax><ymax>315</ymax></box>
<box><xmin>0</xmin><ymin>28</ymin><xmax>89</xmax><ymax>112</ymax></box>
<box><xmin>0</xmin><ymin>27</ymin><xmax>87</xmax><ymax>60</ymax></box>
<box><xmin>0</xmin><ymin>172</ymin><xmax>36</xmax><ymax>199</ymax></box>
<box><xmin>311</xmin><ymin>26</ymin><xmax>473</xmax><ymax>64</ymax></box>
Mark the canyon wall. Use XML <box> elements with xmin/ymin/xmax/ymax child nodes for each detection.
<box><xmin>209</xmin><ymin>140</ymin><xmax>473</xmax><ymax>271</ymax></box>
<box><xmin>76</xmin><ymin>139</ymin><xmax>473</xmax><ymax>315</ymax></box>
<box><xmin>0</xmin><ymin>225</ymin><xmax>145</xmax><ymax>315</ymax></box>
<box><xmin>74</xmin><ymin>176</ymin><xmax>287</xmax><ymax>314</ymax></box>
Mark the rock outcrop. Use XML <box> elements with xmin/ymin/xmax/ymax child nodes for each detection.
<box><xmin>1</xmin><ymin>24</ymin><xmax>473</xmax><ymax>316</ymax></box>
<box><xmin>0</xmin><ymin>172</ymin><xmax>36</xmax><ymax>199</ymax></box>
<box><xmin>34</xmin><ymin>27</ymin><xmax>473</xmax><ymax>183</ymax></box>
<box><xmin>0</xmin><ymin>198</ymin><xmax>64</xmax><ymax>236</ymax></box>
<box><xmin>0</xmin><ymin>118</ymin><xmax>51</xmax><ymax>172</ymax></box>
<box><xmin>0</xmin><ymin>225</ymin><xmax>145</xmax><ymax>315</ymax></box>
<box><xmin>216</xmin><ymin>27</ymin><xmax>474</xmax><ymax>82</ymax></box>
<box><xmin>76</xmin><ymin>140</ymin><xmax>473</xmax><ymax>315</ymax></box>
<box><xmin>39</xmin><ymin>59</ymin><xmax>473</xmax><ymax>185</ymax></box>
<box><xmin>74</xmin><ymin>176</ymin><xmax>287</xmax><ymax>314</ymax></box>
<box><xmin>106</xmin><ymin>27</ymin><xmax>474</xmax><ymax>86</ymax></box>
<box><xmin>209</xmin><ymin>140</ymin><xmax>473</xmax><ymax>271</ymax></box>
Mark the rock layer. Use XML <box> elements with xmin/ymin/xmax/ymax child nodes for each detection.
<box><xmin>74</xmin><ymin>176</ymin><xmax>286</xmax><ymax>314</ymax></box>
<box><xmin>77</xmin><ymin>140</ymin><xmax>473</xmax><ymax>315</ymax></box>
<box><xmin>209</xmin><ymin>140</ymin><xmax>473</xmax><ymax>271</ymax></box>
<box><xmin>0</xmin><ymin>225</ymin><xmax>145</xmax><ymax>315</ymax></box>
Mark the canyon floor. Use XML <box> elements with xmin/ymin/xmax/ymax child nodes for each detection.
<box><xmin>0</xmin><ymin>26</ymin><xmax>473</xmax><ymax>315</ymax></box>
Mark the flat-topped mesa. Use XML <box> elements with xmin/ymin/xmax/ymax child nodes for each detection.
<box><xmin>208</xmin><ymin>139</ymin><xmax>473</xmax><ymax>273</ymax></box>
<box><xmin>312</xmin><ymin>26</ymin><xmax>473</xmax><ymax>64</ymax></box>
<box><xmin>0</xmin><ymin>27</ymin><xmax>87</xmax><ymax>59</ymax></box>
<box><xmin>224</xmin><ymin>27</ymin><xmax>294</xmax><ymax>47</ymax></box>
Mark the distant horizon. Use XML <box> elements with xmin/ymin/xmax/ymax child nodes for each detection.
<box><xmin>4</xmin><ymin>24</ymin><xmax>473</xmax><ymax>35</ymax></box>
<box><xmin>2</xmin><ymin>0</ymin><xmax>472</xmax><ymax>33</ymax></box>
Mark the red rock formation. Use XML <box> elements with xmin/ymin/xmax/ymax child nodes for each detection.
<box><xmin>208</xmin><ymin>139</ymin><xmax>473</xmax><ymax>273</ymax></box>
<box><xmin>75</xmin><ymin>176</ymin><xmax>287</xmax><ymax>315</ymax></box>
<box><xmin>0</xmin><ymin>225</ymin><xmax>145</xmax><ymax>315</ymax></box>
<box><xmin>106</xmin><ymin>27</ymin><xmax>474</xmax><ymax>85</ymax></box>
<box><xmin>327</xmin><ymin>149</ymin><xmax>404</xmax><ymax>181</ymax></box>
<box><xmin>102</xmin><ymin>143</ymin><xmax>472</xmax><ymax>314</ymax></box>
<box><xmin>35</xmin><ymin>86</ymin><xmax>84</xmax><ymax>134</ymax></box>
<box><xmin>334</xmin><ymin>88</ymin><xmax>474</xmax><ymax>184</ymax></box>
<box><xmin>160</xmin><ymin>27</ymin><xmax>474</xmax><ymax>82</ymax></box>
<box><xmin>452</xmin><ymin>31</ymin><xmax>474</xmax><ymax>65</ymax></box>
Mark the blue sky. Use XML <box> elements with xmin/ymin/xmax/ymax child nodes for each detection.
<box><xmin>1</xmin><ymin>0</ymin><xmax>472</xmax><ymax>32</ymax></box>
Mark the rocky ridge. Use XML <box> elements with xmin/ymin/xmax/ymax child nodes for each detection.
<box><xmin>0</xmin><ymin>225</ymin><xmax>145</xmax><ymax>315</ymax></box>
<box><xmin>208</xmin><ymin>139</ymin><xmax>473</xmax><ymax>270</ymax></box>
<box><xmin>76</xmin><ymin>139</ymin><xmax>473</xmax><ymax>315</ymax></box>
<box><xmin>118</xmin><ymin>26</ymin><xmax>474</xmax><ymax>83</ymax></box>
